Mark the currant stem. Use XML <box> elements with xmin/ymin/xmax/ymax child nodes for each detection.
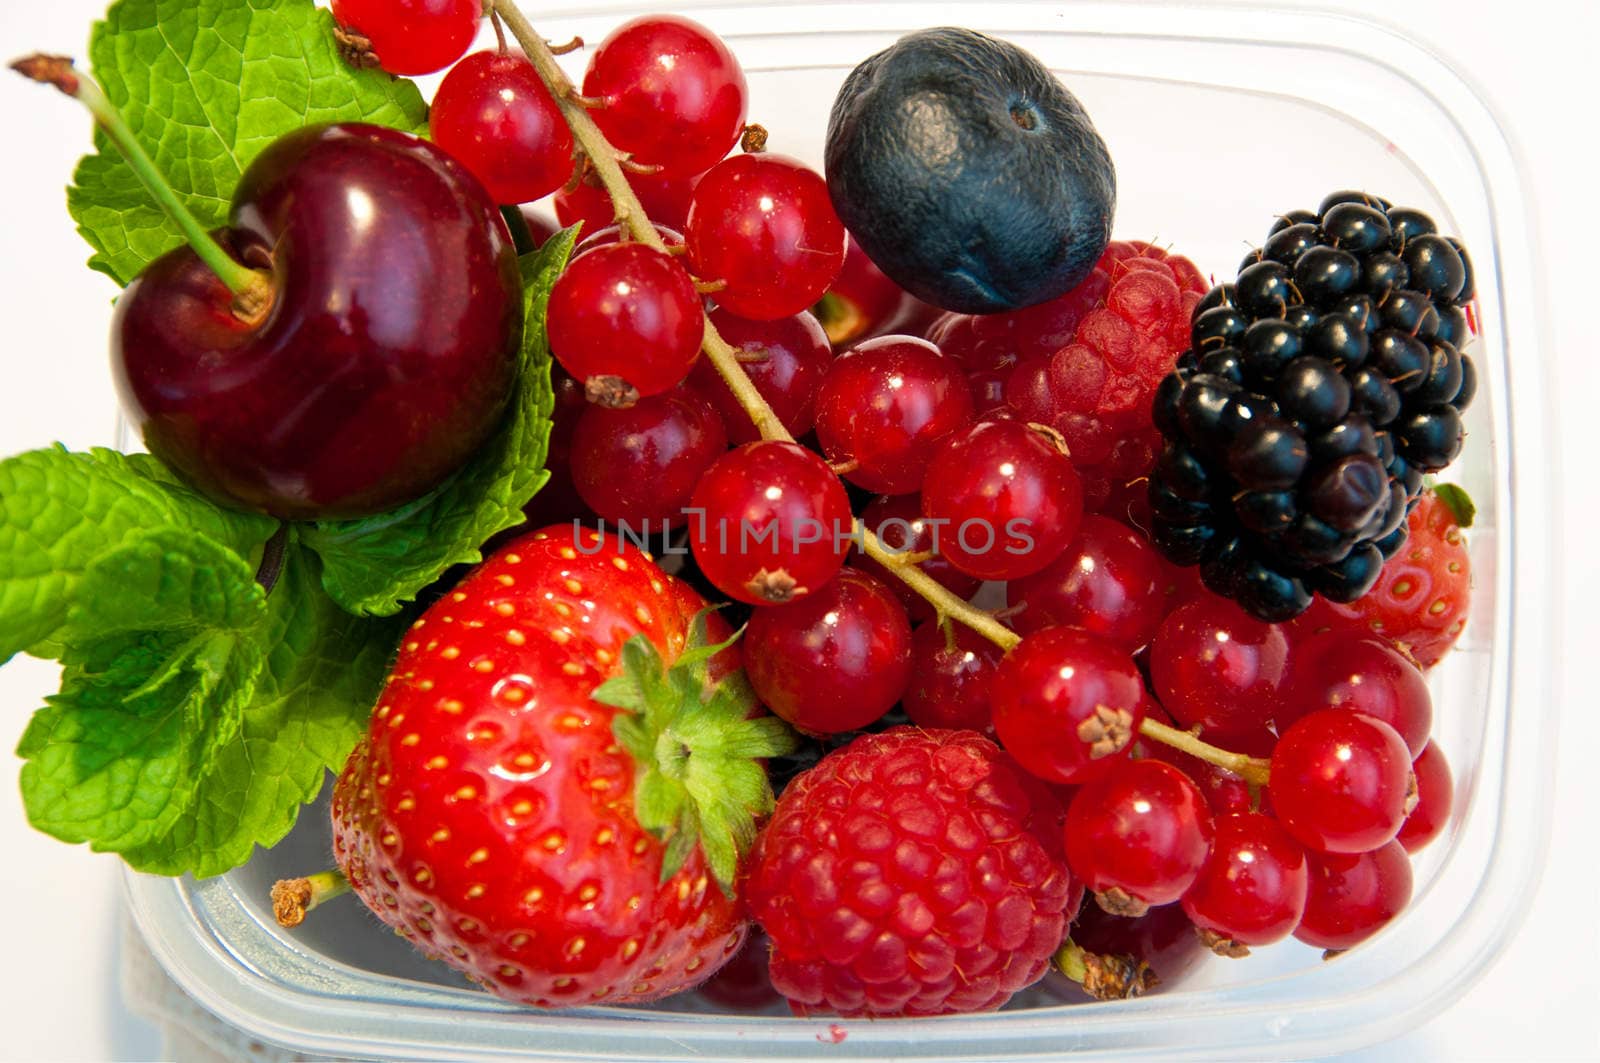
<box><xmin>1138</xmin><ymin>718</ymin><xmax>1272</xmax><ymax>785</ymax></box>
<box><xmin>11</xmin><ymin>54</ymin><xmax>272</xmax><ymax>311</ymax></box>
<box><xmin>859</xmin><ymin>530</ymin><xmax>1021</xmax><ymax>650</ymax></box>
<box><xmin>270</xmin><ymin>869</ymin><xmax>350</xmax><ymax>928</ymax></box>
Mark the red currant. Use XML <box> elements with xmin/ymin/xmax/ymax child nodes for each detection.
<box><xmin>852</xmin><ymin>493</ymin><xmax>983</xmax><ymax>623</ymax></box>
<box><xmin>1396</xmin><ymin>741</ymin><xmax>1452</xmax><ymax>853</ymax></box>
<box><xmin>991</xmin><ymin>627</ymin><xmax>1147</xmax><ymax>785</ymax></box>
<box><xmin>920</xmin><ymin>420</ymin><xmax>1084</xmax><ymax>581</ymax></box>
<box><xmin>1007</xmin><ymin>514</ymin><xmax>1169</xmax><ymax>653</ymax></box>
<box><xmin>568</xmin><ymin>385</ymin><xmax>726</xmax><ymax>525</ymax></box>
<box><xmin>812</xmin><ymin>237</ymin><xmax>912</xmax><ymax>349</ymax></box>
<box><xmin>428</xmin><ymin>51</ymin><xmax>573</xmax><ymax>205</ymax></box>
<box><xmin>1144</xmin><ymin>717</ymin><xmax>1276</xmax><ymax>817</ymax></box>
<box><xmin>1294</xmin><ymin>841</ymin><xmax>1413</xmax><ymax>951</ymax></box>
<box><xmin>582</xmin><ymin>14</ymin><xmax>747</xmax><ymax>178</ymax></box>
<box><xmin>1271</xmin><ymin>710</ymin><xmax>1414</xmax><ymax>854</ymax></box>
<box><xmin>1180</xmin><ymin>813</ymin><xmax>1309</xmax><ymax>950</ymax></box>
<box><xmin>546</xmin><ymin>242</ymin><xmax>703</xmax><ymax>403</ymax></box>
<box><xmin>555</xmin><ymin>169</ymin><xmax>699</xmax><ymax>233</ymax></box>
<box><xmin>572</xmin><ymin>223</ymin><xmax>685</xmax><ymax>258</ymax></box>
<box><xmin>1148</xmin><ymin>592</ymin><xmax>1289</xmax><ymax>736</ymax></box>
<box><xmin>686</xmin><ymin>308</ymin><xmax>832</xmax><ymax>445</ymax></box>
<box><xmin>331</xmin><ymin>0</ymin><xmax>480</xmax><ymax>76</ymax></box>
<box><xmin>744</xmin><ymin>569</ymin><xmax>912</xmax><ymax>734</ymax></box>
<box><xmin>1279</xmin><ymin>632</ymin><xmax>1433</xmax><ymax>756</ymax></box>
<box><xmin>1065</xmin><ymin>759</ymin><xmax>1214</xmax><ymax>914</ymax></box>
<box><xmin>687</xmin><ymin>153</ymin><xmax>847</xmax><ymax>321</ymax></box>
<box><xmin>688</xmin><ymin>440</ymin><xmax>852</xmax><ymax>604</ymax></box>
<box><xmin>966</xmin><ymin>366</ymin><xmax>1012</xmax><ymax>416</ymax></box>
<box><xmin>902</xmin><ymin>620</ymin><xmax>1003</xmax><ymax>737</ymax></box>
<box><xmin>814</xmin><ymin>335</ymin><xmax>974</xmax><ymax>494</ymax></box>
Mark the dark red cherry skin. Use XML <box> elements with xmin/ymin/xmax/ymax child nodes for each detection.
<box><xmin>1294</xmin><ymin>841</ymin><xmax>1413</xmax><ymax>950</ymax></box>
<box><xmin>568</xmin><ymin>385</ymin><xmax>727</xmax><ymax>525</ymax></box>
<box><xmin>582</xmin><ymin>14</ymin><xmax>747</xmax><ymax>178</ymax></box>
<box><xmin>1148</xmin><ymin>592</ymin><xmax>1289</xmax><ymax>737</ymax></box>
<box><xmin>330</xmin><ymin>0</ymin><xmax>480</xmax><ymax>76</ymax></box>
<box><xmin>902</xmin><ymin>620</ymin><xmax>1004</xmax><ymax>736</ymax></box>
<box><xmin>1064</xmin><ymin>759</ymin><xmax>1214</xmax><ymax>909</ymax></box>
<box><xmin>1270</xmin><ymin>710</ymin><xmax>1413</xmax><ymax>854</ymax></box>
<box><xmin>1060</xmin><ymin>902</ymin><xmax>1207</xmax><ymax>997</ymax></box>
<box><xmin>555</xmin><ymin>169</ymin><xmax>699</xmax><ymax>233</ymax></box>
<box><xmin>687</xmin><ymin>153</ymin><xmax>848</xmax><ymax>321</ymax></box>
<box><xmin>428</xmin><ymin>51</ymin><xmax>574</xmax><ymax>205</ymax></box>
<box><xmin>920</xmin><ymin>420</ymin><xmax>1085</xmax><ymax>581</ymax></box>
<box><xmin>112</xmin><ymin>124</ymin><xmax>521</xmax><ymax>519</ymax></box>
<box><xmin>1007</xmin><ymin>515</ymin><xmax>1169</xmax><ymax>652</ymax></box>
<box><xmin>814</xmin><ymin>335</ymin><xmax>975</xmax><ymax>493</ymax></box>
<box><xmin>1396</xmin><ymin>741</ymin><xmax>1452</xmax><ymax>853</ymax></box>
<box><xmin>546</xmin><ymin>242</ymin><xmax>703</xmax><ymax>399</ymax></box>
<box><xmin>688</xmin><ymin>441</ymin><xmax>853</xmax><ymax>605</ymax></box>
<box><xmin>852</xmin><ymin>493</ymin><xmax>983</xmax><ymax>623</ymax></box>
<box><xmin>990</xmin><ymin>627</ymin><xmax>1147</xmax><ymax>785</ymax></box>
<box><xmin>1180</xmin><ymin>813</ymin><xmax>1309</xmax><ymax>947</ymax></box>
<box><xmin>744</xmin><ymin>569</ymin><xmax>913</xmax><ymax>734</ymax></box>
<box><xmin>686</xmin><ymin>308</ymin><xmax>833</xmax><ymax>445</ymax></box>
<box><xmin>1278</xmin><ymin>632</ymin><xmax>1433</xmax><ymax>756</ymax></box>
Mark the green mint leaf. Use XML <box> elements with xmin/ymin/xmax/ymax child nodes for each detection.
<box><xmin>69</xmin><ymin>0</ymin><xmax>428</xmax><ymax>286</ymax></box>
<box><xmin>0</xmin><ymin>447</ymin><xmax>276</xmax><ymax>662</ymax></box>
<box><xmin>1431</xmin><ymin>482</ymin><xmax>1476</xmax><ymax>528</ymax></box>
<box><xmin>16</xmin><ymin>528</ymin><xmax>267</xmax><ymax>854</ymax></box>
<box><xmin>302</xmin><ymin>227</ymin><xmax>580</xmax><ymax>616</ymax></box>
<box><xmin>120</xmin><ymin>542</ymin><xmax>401</xmax><ymax>877</ymax></box>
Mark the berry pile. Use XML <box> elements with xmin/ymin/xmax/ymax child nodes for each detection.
<box><xmin>1147</xmin><ymin>192</ymin><xmax>1478</xmax><ymax>621</ymax></box>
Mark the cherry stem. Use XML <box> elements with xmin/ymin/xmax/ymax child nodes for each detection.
<box><xmin>11</xmin><ymin>54</ymin><xmax>272</xmax><ymax>313</ymax></box>
<box><xmin>270</xmin><ymin>869</ymin><xmax>350</xmax><ymax>928</ymax></box>
<box><xmin>1138</xmin><ymin>717</ymin><xmax>1272</xmax><ymax>785</ymax></box>
<box><xmin>489</xmin><ymin>0</ymin><xmax>789</xmax><ymax>444</ymax></box>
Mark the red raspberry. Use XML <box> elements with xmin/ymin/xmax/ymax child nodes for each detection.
<box><xmin>746</xmin><ymin>728</ymin><xmax>1080</xmax><ymax>1016</ymax></box>
<box><xmin>1003</xmin><ymin>240</ymin><xmax>1207</xmax><ymax>512</ymax></box>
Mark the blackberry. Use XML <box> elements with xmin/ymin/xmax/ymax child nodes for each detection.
<box><xmin>1146</xmin><ymin>194</ymin><xmax>1479</xmax><ymax>621</ymax></box>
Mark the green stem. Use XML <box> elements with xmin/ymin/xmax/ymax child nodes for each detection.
<box><xmin>11</xmin><ymin>55</ymin><xmax>271</xmax><ymax>310</ymax></box>
<box><xmin>1138</xmin><ymin>718</ymin><xmax>1272</xmax><ymax>785</ymax></box>
<box><xmin>860</xmin><ymin>527</ymin><xmax>1021</xmax><ymax>649</ymax></box>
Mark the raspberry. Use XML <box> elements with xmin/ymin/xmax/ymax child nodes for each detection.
<box><xmin>746</xmin><ymin>728</ymin><xmax>1080</xmax><ymax>1016</ymax></box>
<box><xmin>1002</xmin><ymin>240</ymin><xmax>1207</xmax><ymax>511</ymax></box>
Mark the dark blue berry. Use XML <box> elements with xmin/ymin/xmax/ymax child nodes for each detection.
<box><xmin>1239</xmin><ymin>249</ymin><xmax>1265</xmax><ymax>274</ymax></box>
<box><xmin>1152</xmin><ymin>518</ymin><xmax>1219</xmax><ymax>566</ymax></box>
<box><xmin>1372</xmin><ymin>330</ymin><xmax>1430</xmax><ymax>391</ymax></box>
<box><xmin>1196</xmin><ymin>284</ymin><xmax>1236</xmax><ymax>315</ymax></box>
<box><xmin>1178</xmin><ymin>375</ymin><xmax>1241</xmax><ymax>453</ymax></box>
<box><xmin>1319</xmin><ymin>190</ymin><xmax>1392</xmax><ymax>215</ymax></box>
<box><xmin>1283</xmin><ymin>304</ymin><xmax>1321</xmax><ymax>333</ymax></box>
<box><xmin>1401</xmin><ymin>234</ymin><xmax>1466</xmax><ymax>302</ymax></box>
<box><xmin>1396</xmin><ymin>405</ymin><xmax>1464</xmax><ymax>470</ymax></box>
<box><xmin>1446</xmin><ymin>237</ymin><xmax>1475</xmax><ymax>304</ymax></box>
<box><xmin>1378</xmin><ymin>290</ymin><xmax>1440</xmax><ymax>338</ymax></box>
<box><xmin>1241</xmin><ymin>319</ymin><xmax>1303</xmax><ymax>381</ymax></box>
<box><xmin>1191</xmin><ymin>306</ymin><xmax>1249</xmax><ymax>352</ymax></box>
<box><xmin>1327</xmin><ymin>293</ymin><xmax>1379</xmax><ymax>334</ymax></box>
<box><xmin>1149</xmin><ymin>478</ymin><xmax>1212</xmax><ymax>523</ymax></box>
<box><xmin>1309</xmin><ymin>416</ymin><xmax>1379</xmax><ymax>463</ymax></box>
<box><xmin>1279</xmin><ymin>512</ymin><xmax>1354</xmax><ymax>565</ymax></box>
<box><xmin>1264</xmin><ymin>222</ymin><xmax>1321</xmax><ymax>265</ymax></box>
<box><xmin>1451</xmin><ymin>354</ymin><xmax>1478</xmax><ymax>410</ymax></box>
<box><xmin>1156</xmin><ymin>443</ymin><xmax>1216</xmax><ymax>501</ymax></box>
<box><xmin>1374</xmin><ymin>524</ymin><xmax>1410</xmax><ymax>559</ymax></box>
<box><xmin>1304</xmin><ymin>453</ymin><xmax>1387</xmax><ymax>531</ymax></box>
<box><xmin>1152</xmin><ymin>372</ymin><xmax>1186</xmax><ymax>437</ymax></box>
<box><xmin>1309</xmin><ymin>543</ymin><xmax>1384</xmax><ymax>603</ymax></box>
<box><xmin>1234</xmin><ymin>561</ymin><xmax>1311</xmax><ymax>622</ymax></box>
<box><xmin>1434</xmin><ymin>304</ymin><xmax>1470</xmax><ymax>347</ymax></box>
<box><xmin>1199</xmin><ymin>348</ymin><xmax>1246</xmax><ymax>385</ymax></box>
<box><xmin>825</xmin><ymin>27</ymin><xmax>1115</xmax><ymax>312</ymax></box>
<box><xmin>1385</xmin><ymin>206</ymin><xmax>1437</xmax><ymax>249</ymax></box>
<box><xmin>1227</xmin><ymin>417</ymin><xmax>1308</xmax><ymax>490</ymax></box>
<box><xmin>1321</xmin><ymin>203</ymin><xmax>1391</xmax><ymax>254</ymax></box>
<box><xmin>1362</xmin><ymin>251</ymin><xmax>1409</xmax><ymax>299</ymax></box>
<box><xmin>1413</xmin><ymin>340</ymin><xmax>1464</xmax><ymax>405</ymax></box>
<box><xmin>1294</xmin><ymin>245</ymin><xmax>1361</xmax><ymax>306</ymax></box>
<box><xmin>1278</xmin><ymin>356</ymin><xmax>1352</xmax><ymax>429</ymax></box>
<box><xmin>1270</xmin><ymin>209</ymin><xmax>1319</xmax><ymax>236</ymax></box>
<box><xmin>1235</xmin><ymin>260</ymin><xmax>1297</xmax><ymax>318</ymax></box>
<box><xmin>1237</xmin><ymin>489</ymin><xmax>1297</xmax><ymax>534</ymax></box>
<box><xmin>1347</xmin><ymin>365</ymin><xmax>1402</xmax><ymax>424</ymax></box>
<box><xmin>1306</xmin><ymin>312</ymin><xmax>1369</xmax><ymax>367</ymax></box>
<box><xmin>1200</xmin><ymin>535</ymin><xmax>1248</xmax><ymax>599</ymax></box>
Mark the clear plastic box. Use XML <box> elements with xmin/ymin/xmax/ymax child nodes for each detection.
<box><xmin>122</xmin><ymin>2</ymin><xmax>1559</xmax><ymax>1058</ymax></box>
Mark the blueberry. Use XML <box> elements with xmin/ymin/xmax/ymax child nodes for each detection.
<box><xmin>825</xmin><ymin>28</ymin><xmax>1115</xmax><ymax>313</ymax></box>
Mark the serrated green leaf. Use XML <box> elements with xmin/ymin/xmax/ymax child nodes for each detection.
<box><xmin>659</xmin><ymin>817</ymin><xmax>698</xmax><ymax>884</ymax></box>
<box><xmin>66</xmin><ymin>527</ymin><xmax>267</xmax><ymax>641</ymax></box>
<box><xmin>119</xmin><ymin>542</ymin><xmax>400</xmax><ymax>877</ymax></box>
<box><xmin>302</xmin><ymin>227</ymin><xmax>580</xmax><ymax>616</ymax></box>
<box><xmin>69</xmin><ymin>0</ymin><xmax>428</xmax><ymax>286</ymax></box>
<box><xmin>634</xmin><ymin>769</ymin><xmax>684</xmax><ymax>839</ymax></box>
<box><xmin>0</xmin><ymin>447</ymin><xmax>276</xmax><ymax>662</ymax></box>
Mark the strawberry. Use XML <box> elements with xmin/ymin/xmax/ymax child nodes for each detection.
<box><xmin>746</xmin><ymin>727</ymin><xmax>1080</xmax><ymax>1016</ymax></box>
<box><xmin>1290</xmin><ymin>486</ymin><xmax>1473</xmax><ymax>668</ymax></box>
<box><xmin>331</xmin><ymin>524</ymin><xmax>796</xmax><ymax>1006</ymax></box>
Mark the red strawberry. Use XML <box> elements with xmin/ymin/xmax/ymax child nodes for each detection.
<box><xmin>1290</xmin><ymin>486</ymin><xmax>1473</xmax><ymax>668</ymax></box>
<box><xmin>746</xmin><ymin>727</ymin><xmax>1080</xmax><ymax>1016</ymax></box>
<box><xmin>331</xmin><ymin>524</ymin><xmax>796</xmax><ymax>1006</ymax></box>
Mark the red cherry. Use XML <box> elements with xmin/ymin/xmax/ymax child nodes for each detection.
<box><xmin>330</xmin><ymin>0</ymin><xmax>480</xmax><ymax>76</ymax></box>
<box><xmin>687</xmin><ymin>153</ymin><xmax>847</xmax><ymax>321</ymax></box>
<box><xmin>582</xmin><ymin>14</ymin><xmax>746</xmax><ymax>177</ymax></box>
<box><xmin>1271</xmin><ymin>710</ymin><xmax>1414</xmax><ymax>854</ymax></box>
<box><xmin>1294</xmin><ymin>841</ymin><xmax>1413</xmax><ymax>950</ymax></box>
<box><xmin>688</xmin><ymin>441</ymin><xmax>852</xmax><ymax>605</ymax></box>
<box><xmin>1279</xmin><ymin>632</ymin><xmax>1433</xmax><ymax>756</ymax></box>
<box><xmin>428</xmin><ymin>51</ymin><xmax>573</xmax><ymax>205</ymax></box>
<box><xmin>686</xmin><ymin>307</ymin><xmax>832</xmax><ymax>445</ymax></box>
<box><xmin>1064</xmin><ymin>759</ymin><xmax>1214</xmax><ymax>912</ymax></box>
<box><xmin>744</xmin><ymin>569</ymin><xmax>912</xmax><ymax>734</ymax></box>
<box><xmin>991</xmin><ymin>627</ymin><xmax>1147</xmax><ymax>785</ymax></box>
<box><xmin>1148</xmin><ymin>592</ymin><xmax>1289</xmax><ymax>737</ymax></box>
<box><xmin>852</xmin><ymin>493</ymin><xmax>983</xmax><ymax>623</ymax></box>
<box><xmin>1007</xmin><ymin>514</ymin><xmax>1169</xmax><ymax>652</ymax></box>
<box><xmin>920</xmin><ymin>420</ymin><xmax>1084</xmax><ymax>581</ymax></box>
<box><xmin>568</xmin><ymin>385</ymin><xmax>727</xmax><ymax>526</ymax></box>
<box><xmin>1396</xmin><ymin>741</ymin><xmax>1452</xmax><ymax>853</ymax></box>
<box><xmin>546</xmin><ymin>242</ymin><xmax>703</xmax><ymax>401</ymax></box>
<box><xmin>1180</xmin><ymin>813</ymin><xmax>1309</xmax><ymax>948</ymax></box>
<box><xmin>902</xmin><ymin>620</ymin><xmax>1004</xmax><ymax>737</ymax></box>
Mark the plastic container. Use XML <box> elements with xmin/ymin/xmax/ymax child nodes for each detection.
<box><xmin>122</xmin><ymin>2</ymin><xmax>1559</xmax><ymax>1058</ymax></box>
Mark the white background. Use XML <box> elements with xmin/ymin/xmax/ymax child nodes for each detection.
<box><xmin>0</xmin><ymin>0</ymin><xmax>1594</xmax><ymax>1059</ymax></box>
